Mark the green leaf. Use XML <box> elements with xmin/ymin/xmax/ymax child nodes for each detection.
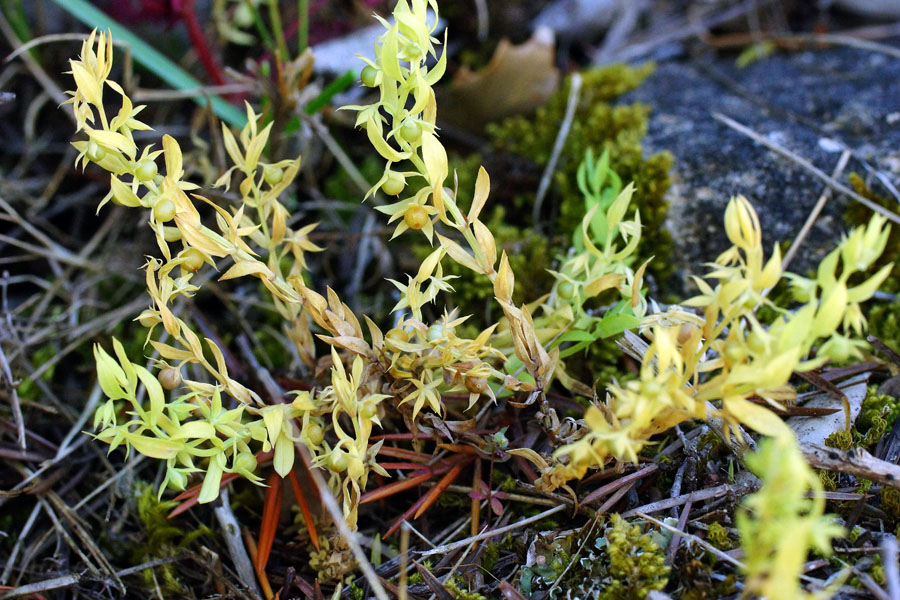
<box><xmin>596</xmin><ymin>313</ymin><xmax>640</xmax><ymax>339</ymax></box>
<box><xmin>48</xmin><ymin>0</ymin><xmax>246</xmax><ymax>128</ymax></box>
<box><xmin>304</xmin><ymin>70</ymin><xmax>356</xmax><ymax>115</ymax></box>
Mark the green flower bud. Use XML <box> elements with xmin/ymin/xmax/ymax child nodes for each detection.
<box><xmin>87</xmin><ymin>140</ymin><xmax>105</xmax><ymax>162</ymax></box>
<box><xmin>263</xmin><ymin>165</ymin><xmax>283</xmax><ymax>185</ymax></box>
<box><xmin>153</xmin><ymin>199</ymin><xmax>176</xmax><ymax>222</ymax></box>
<box><xmin>360</xmin><ymin>65</ymin><xmax>378</xmax><ymax>87</ymax></box>
<box><xmin>398</xmin><ymin>119</ymin><xmax>422</xmax><ymax>143</ymax></box>
<box><xmin>135</xmin><ymin>159</ymin><xmax>158</xmax><ymax>182</ymax></box>
<box><xmin>382</xmin><ymin>171</ymin><xmax>406</xmax><ymax>196</ymax></box>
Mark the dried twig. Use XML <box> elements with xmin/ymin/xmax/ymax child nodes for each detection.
<box><xmin>533</xmin><ymin>73</ymin><xmax>581</xmax><ymax>226</ymax></box>
<box><xmin>418</xmin><ymin>503</ymin><xmax>567</xmax><ymax>557</ymax></box>
<box><xmin>713</xmin><ymin>113</ymin><xmax>900</xmax><ymax>226</ymax></box>
<box><xmin>622</xmin><ymin>480</ymin><xmax>758</xmax><ymax>518</ymax></box>
<box><xmin>0</xmin><ymin>573</ymin><xmax>80</xmax><ymax>600</ymax></box>
<box><xmin>800</xmin><ymin>443</ymin><xmax>900</xmax><ymax>490</ymax></box>
<box><xmin>882</xmin><ymin>536</ymin><xmax>900</xmax><ymax>600</ymax></box>
<box><xmin>780</xmin><ymin>150</ymin><xmax>851</xmax><ymax>273</ymax></box>
<box><xmin>213</xmin><ymin>487</ymin><xmax>262</xmax><ymax>599</ymax></box>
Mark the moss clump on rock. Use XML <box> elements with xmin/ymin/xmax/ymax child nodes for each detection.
<box><xmin>486</xmin><ymin>64</ymin><xmax>674</xmax><ymax>285</ymax></box>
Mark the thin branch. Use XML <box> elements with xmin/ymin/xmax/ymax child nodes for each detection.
<box><xmin>713</xmin><ymin>113</ymin><xmax>900</xmax><ymax>226</ymax></box>
<box><xmin>418</xmin><ymin>503</ymin><xmax>567</xmax><ymax>557</ymax></box>
<box><xmin>780</xmin><ymin>150</ymin><xmax>851</xmax><ymax>273</ymax></box>
<box><xmin>533</xmin><ymin>73</ymin><xmax>581</xmax><ymax>226</ymax></box>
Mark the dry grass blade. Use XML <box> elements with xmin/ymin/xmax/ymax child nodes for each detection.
<box><xmin>0</xmin><ymin>573</ymin><xmax>78</xmax><ymax>600</ymax></box>
<box><xmin>255</xmin><ymin>473</ymin><xmax>283</xmax><ymax>573</ymax></box>
<box><xmin>418</xmin><ymin>503</ymin><xmax>567</xmax><ymax>557</ymax></box>
<box><xmin>385</xmin><ymin>492</ymin><xmax>431</xmax><ymax>539</ymax></box>
<box><xmin>412</xmin><ymin>560</ymin><xmax>454</xmax><ymax>600</ymax></box>
<box><xmin>581</xmin><ymin>463</ymin><xmax>658</xmax><ymax>505</ymax></box>
<box><xmin>413</xmin><ymin>458</ymin><xmax>471</xmax><ymax>519</ymax></box>
<box><xmin>801</xmin><ymin>443</ymin><xmax>900</xmax><ymax>490</ymax></box>
<box><xmin>713</xmin><ymin>113</ymin><xmax>900</xmax><ymax>226</ymax></box>
<box><xmin>360</xmin><ymin>470</ymin><xmax>435</xmax><ymax>505</ymax></box>
<box><xmin>287</xmin><ymin>469</ymin><xmax>319</xmax><ymax>551</ymax></box>
<box><xmin>213</xmin><ymin>488</ymin><xmax>262</xmax><ymax>599</ymax></box>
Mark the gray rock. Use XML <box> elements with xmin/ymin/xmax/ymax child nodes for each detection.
<box><xmin>619</xmin><ymin>45</ymin><xmax>900</xmax><ymax>291</ymax></box>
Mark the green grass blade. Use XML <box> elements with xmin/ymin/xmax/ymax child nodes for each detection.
<box><xmin>304</xmin><ymin>70</ymin><xmax>355</xmax><ymax>115</ymax></box>
<box><xmin>49</xmin><ymin>0</ymin><xmax>246</xmax><ymax>128</ymax></box>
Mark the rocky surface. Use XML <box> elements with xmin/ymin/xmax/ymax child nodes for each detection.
<box><xmin>620</xmin><ymin>44</ymin><xmax>900</xmax><ymax>289</ymax></box>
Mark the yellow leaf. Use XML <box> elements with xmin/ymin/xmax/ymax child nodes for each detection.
<box><xmin>162</xmin><ymin>134</ymin><xmax>183</xmax><ymax>180</ymax></box>
<box><xmin>366</xmin><ymin>117</ymin><xmax>408</xmax><ymax>163</ymax></box>
<box><xmin>149</xmin><ymin>343</ymin><xmax>192</xmax><ymax>363</ymax></box>
<box><xmin>221</xmin><ymin>124</ymin><xmax>243</xmax><ymax>166</ymax></box>
<box><xmin>467</xmin><ymin>166</ymin><xmax>490</xmax><ymax>224</ymax></box>
<box><xmin>198</xmin><ymin>456</ymin><xmax>224</xmax><ymax>503</ymax></box>
<box><xmin>109</xmin><ymin>175</ymin><xmax>141</xmax><ymax>207</ymax></box>
<box><xmin>273</xmin><ymin>431</ymin><xmax>295</xmax><ymax>477</ymax></box>
<box><xmin>244</xmin><ymin>121</ymin><xmax>273</xmax><ymax>172</ymax></box>
<box><xmin>437</xmin><ymin>233</ymin><xmax>481</xmax><ymax>273</ymax></box>
<box><xmin>220</xmin><ymin>260</ymin><xmax>271</xmax><ymax>281</ymax></box>
<box><xmin>421</xmin><ymin>130</ymin><xmax>447</xmax><ymax>191</ymax></box>
<box><xmin>723</xmin><ymin>396</ymin><xmax>791</xmax><ymax>439</ymax></box>
<box><xmin>583</xmin><ymin>273</ymin><xmax>626</xmax><ymax>299</ymax></box>
<box><xmin>472</xmin><ymin>219</ymin><xmax>496</xmax><ymax>272</ymax></box>
<box><xmin>125</xmin><ymin>432</ymin><xmax>181</xmax><ymax>459</ymax></box>
<box><xmin>494</xmin><ymin>251</ymin><xmax>514</xmax><ymax>303</ymax></box>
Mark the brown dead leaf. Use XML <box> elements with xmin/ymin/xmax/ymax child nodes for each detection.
<box><xmin>443</xmin><ymin>27</ymin><xmax>560</xmax><ymax>129</ymax></box>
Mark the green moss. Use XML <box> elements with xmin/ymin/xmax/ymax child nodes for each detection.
<box><xmin>705</xmin><ymin>522</ymin><xmax>736</xmax><ymax>550</ymax></box>
<box><xmin>309</xmin><ymin>536</ymin><xmax>355</xmax><ymax>584</ymax></box>
<box><xmin>881</xmin><ymin>486</ymin><xmax>900</xmax><ymax>523</ymax></box>
<box><xmin>16</xmin><ymin>343</ymin><xmax>58</xmax><ymax>400</ymax></box>
<box><xmin>825</xmin><ymin>429</ymin><xmax>854</xmax><ymax>450</ymax></box>
<box><xmin>131</xmin><ymin>482</ymin><xmax>212</xmax><ymax>594</ymax></box>
<box><xmin>857</xmin><ymin>385</ymin><xmax>900</xmax><ymax>447</ymax></box>
<box><xmin>445</xmin><ymin>578</ymin><xmax>487</xmax><ymax>600</ymax></box>
<box><xmin>522</xmin><ymin>514</ymin><xmax>669</xmax><ymax>599</ymax></box>
<box><xmin>486</xmin><ymin>64</ymin><xmax>674</xmax><ymax>285</ymax></box>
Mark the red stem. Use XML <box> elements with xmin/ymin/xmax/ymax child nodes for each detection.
<box><xmin>177</xmin><ymin>0</ymin><xmax>226</xmax><ymax>86</ymax></box>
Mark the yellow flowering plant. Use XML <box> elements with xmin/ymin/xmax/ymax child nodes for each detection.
<box><xmin>557</xmin><ymin>196</ymin><xmax>891</xmax><ymax>475</ymax></box>
<box><xmin>69</xmin><ymin>12</ymin><xmax>891</xmax><ymax>595</ymax></box>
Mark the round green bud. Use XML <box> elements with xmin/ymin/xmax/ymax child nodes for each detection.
<box><xmin>233</xmin><ymin>452</ymin><xmax>258</xmax><ymax>474</ymax></box>
<box><xmin>746</xmin><ymin>330</ymin><xmax>767</xmax><ymax>354</ymax></box>
<box><xmin>163</xmin><ymin>226</ymin><xmax>182</xmax><ymax>243</ymax></box>
<box><xmin>86</xmin><ymin>140</ymin><xmax>105</xmax><ymax>162</ymax></box>
<box><xmin>135</xmin><ymin>159</ymin><xmax>158</xmax><ymax>182</ymax></box>
<box><xmin>399</xmin><ymin>119</ymin><xmax>422</xmax><ymax>143</ymax></box>
<box><xmin>138</xmin><ymin>310</ymin><xmax>159</xmax><ymax>328</ymax></box>
<box><xmin>328</xmin><ymin>449</ymin><xmax>349</xmax><ymax>472</ymax></box>
<box><xmin>153</xmin><ymin>199</ymin><xmax>176</xmax><ymax>222</ymax></box>
<box><xmin>167</xmin><ymin>469</ymin><xmax>187</xmax><ymax>491</ymax></box>
<box><xmin>305</xmin><ymin>423</ymin><xmax>324</xmax><ymax>446</ymax></box>
<box><xmin>557</xmin><ymin>281</ymin><xmax>576</xmax><ymax>300</ymax></box>
<box><xmin>381</xmin><ymin>172</ymin><xmax>406</xmax><ymax>196</ymax></box>
<box><xmin>263</xmin><ymin>165</ymin><xmax>283</xmax><ymax>186</ymax></box>
<box><xmin>360</xmin><ymin>65</ymin><xmax>378</xmax><ymax>87</ymax></box>
<box><xmin>181</xmin><ymin>248</ymin><xmax>205</xmax><ymax>272</ymax></box>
